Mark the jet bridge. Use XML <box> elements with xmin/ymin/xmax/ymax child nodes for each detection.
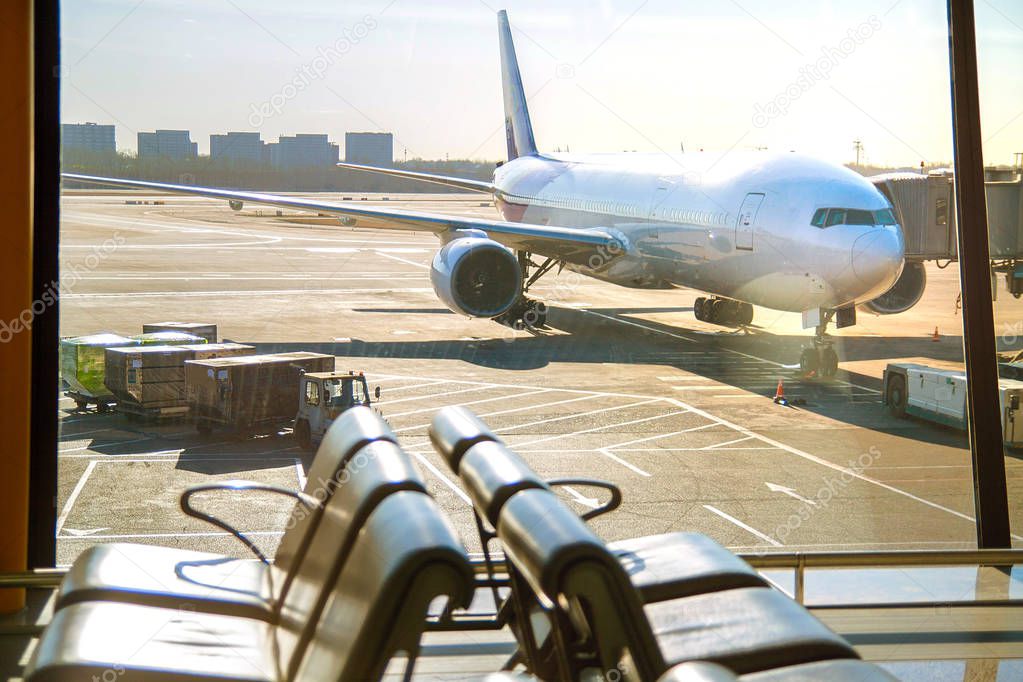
<box><xmin>870</xmin><ymin>160</ymin><xmax>1023</xmax><ymax>296</ymax></box>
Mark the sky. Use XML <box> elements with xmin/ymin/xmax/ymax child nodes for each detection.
<box><xmin>60</xmin><ymin>0</ymin><xmax>1023</xmax><ymax>167</ymax></box>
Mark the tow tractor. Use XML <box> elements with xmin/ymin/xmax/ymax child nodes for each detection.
<box><xmin>293</xmin><ymin>371</ymin><xmax>380</xmax><ymax>450</ymax></box>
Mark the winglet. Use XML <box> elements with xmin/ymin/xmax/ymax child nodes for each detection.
<box><xmin>498</xmin><ymin>10</ymin><xmax>538</xmax><ymax>161</ymax></box>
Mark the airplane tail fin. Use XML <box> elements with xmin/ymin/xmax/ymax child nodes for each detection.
<box><xmin>498</xmin><ymin>10</ymin><xmax>538</xmax><ymax>160</ymax></box>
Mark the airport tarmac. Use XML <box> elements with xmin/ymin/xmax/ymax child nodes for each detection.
<box><xmin>55</xmin><ymin>190</ymin><xmax>1023</xmax><ymax>567</ymax></box>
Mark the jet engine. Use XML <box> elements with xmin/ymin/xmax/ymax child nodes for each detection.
<box><xmin>430</xmin><ymin>236</ymin><xmax>522</xmax><ymax>318</ymax></box>
<box><xmin>858</xmin><ymin>260</ymin><xmax>926</xmax><ymax>315</ymax></box>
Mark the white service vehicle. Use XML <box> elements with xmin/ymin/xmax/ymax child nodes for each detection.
<box><xmin>882</xmin><ymin>362</ymin><xmax>1023</xmax><ymax>446</ymax></box>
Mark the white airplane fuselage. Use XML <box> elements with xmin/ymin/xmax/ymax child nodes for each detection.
<box><xmin>493</xmin><ymin>150</ymin><xmax>905</xmax><ymax>314</ymax></box>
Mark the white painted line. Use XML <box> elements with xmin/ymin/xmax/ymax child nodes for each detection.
<box><xmin>602</xmin><ymin>423</ymin><xmax>716</xmax><ymax>450</ymax></box>
<box><xmin>56</xmin><ymin>460</ymin><xmax>97</xmax><ymax>535</ymax></box>
<box><xmin>704</xmin><ymin>436</ymin><xmax>755</xmax><ymax>450</ymax></box>
<box><xmin>382</xmin><ymin>384</ymin><xmax>490</xmax><ymax>406</ymax></box>
<box><xmin>672</xmin><ymin>386</ymin><xmax>744</xmax><ymax>391</ymax></box>
<box><xmin>579</xmin><ymin>309</ymin><xmax>697</xmax><ymax>343</ymax></box>
<box><xmin>597</xmin><ymin>448</ymin><xmax>651</xmax><ymax>477</ymax></box>
<box><xmin>704</xmin><ymin>504</ymin><xmax>783</xmax><ymax>547</ymax></box>
<box><xmin>510</xmin><ymin>406</ymin><xmax>685</xmax><ymax>450</ymax></box>
<box><xmin>663</xmin><ymin>397</ymin><xmax>1023</xmax><ymax>541</ymax></box>
<box><xmin>294</xmin><ymin>459</ymin><xmax>307</xmax><ymax>490</ymax></box>
<box><xmin>64</xmin><ymin>287</ymin><xmax>433</xmax><ymax>300</ymax></box>
<box><xmin>375</xmin><ymin>379</ymin><xmax>451</xmax><ymax>394</ymax></box>
<box><xmin>384</xmin><ymin>388</ymin><xmax>553</xmax><ymax>418</ymax></box>
<box><xmin>377</xmin><ymin>252</ymin><xmax>430</xmax><ymax>270</ymax></box>
<box><xmin>392</xmin><ymin>393</ymin><xmax>600</xmax><ymax>434</ymax></box>
<box><xmin>496</xmin><ymin>399</ymin><xmax>662</xmax><ymax>436</ymax></box>
<box><xmin>59</xmin><ymin>437</ymin><xmax>151</xmax><ymax>453</ymax></box>
<box><xmin>410</xmin><ymin>452</ymin><xmax>472</xmax><ymax>505</ymax></box>
<box><xmin>58</xmin><ymin>530</ymin><xmax>285</xmax><ymax>540</ymax></box>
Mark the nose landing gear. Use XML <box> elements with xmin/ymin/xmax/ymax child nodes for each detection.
<box><xmin>799</xmin><ymin>310</ymin><xmax>839</xmax><ymax>378</ymax></box>
<box><xmin>694</xmin><ymin>296</ymin><xmax>754</xmax><ymax>327</ymax></box>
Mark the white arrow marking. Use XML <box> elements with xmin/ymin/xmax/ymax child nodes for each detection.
<box><xmin>560</xmin><ymin>486</ymin><xmax>600</xmax><ymax>509</ymax></box>
<box><xmin>766</xmin><ymin>482</ymin><xmax>818</xmax><ymax>506</ymax></box>
<box><xmin>62</xmin><ymin>527</ymin><xmax>110</xmax><ymax>537</ymax></box>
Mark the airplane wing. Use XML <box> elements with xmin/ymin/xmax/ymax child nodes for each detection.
<box><xmin>336</xmin><ymin>162</ymin><xmax>494</xmax><ymax>193</ymax></box>
<box><xmin>62</xmin><ymin>173</ymin><xmax>619</xmax><ymax>265</ymax></box>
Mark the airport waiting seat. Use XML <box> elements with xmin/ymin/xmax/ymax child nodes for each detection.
<box><xmin>26</xmin><ymin>489</ymin><xmax>474</xmax><ymax>682</ymax></box>
<box><xmin>53</xmin><ymin>406</ymin><xmax>397</xmax><ymax>620</ymax></box>
<box><xmin>497</xmin><ymin>488</ymin><xmax>858</xmax><ymax>681</ymax></box>
<box><xmin>431</xmin><ymin>408</ymin><xmax>768</xmax><ymax>603</ymax></box>
<box><xmin>657</xmin><ymin>660</ymin><xmax>898</xmax><ymax>681</ymax></box>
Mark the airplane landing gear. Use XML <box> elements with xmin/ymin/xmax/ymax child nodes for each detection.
<box><xmin>800</xmin><ymin>311</ymin><xmax>838</xmax><ymax>378</ymax></box>
<box><xmin>694</xmin><ymin>297</ymin><xmax>753</xmax><ymax>327</ymax></box>
<box><xmin>495</xmin><ymin>252</ymin><xmax>556</xmax><ymax>329</ymax></box>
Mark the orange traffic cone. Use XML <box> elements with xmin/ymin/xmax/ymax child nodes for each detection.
<box><xmin>773</xmin><ymin>379</ymin><xmax>787</xmax><ymax>404</ymax></box>
<box><xmin>932</xmin><ymin>326</ymin><xmax>940</xmax><ymax>342</ymax></box>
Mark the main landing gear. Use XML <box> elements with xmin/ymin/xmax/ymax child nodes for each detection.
<box><xmin>495</xmin><ymin>252</ymin><xmax>557</xmax><ymax>329</ymax></box>
<box><xmin>694</xmin><ymin>296</ymin><xmax>754</xmax><ymax>327</ymax></box>
<box><xmin>799</xmin><ymin>310</ymin><xmax>838</xmax><ymax>378</ymax></box>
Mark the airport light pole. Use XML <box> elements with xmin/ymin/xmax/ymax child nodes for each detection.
<box><xmin>947</xmin><ymin>0</ymin><xmax>1012</xmax><ymax>548</ymax></box>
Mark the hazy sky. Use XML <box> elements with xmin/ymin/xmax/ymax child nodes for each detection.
<box><xmin>61</xmin><ymin>0</ymin><xmax>1023</xmax><ymax>166</ymax></box>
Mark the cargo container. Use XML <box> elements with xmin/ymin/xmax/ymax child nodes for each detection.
<box><xmin>60</xmin><ymin>333</ymin><xmax>139</xmax><ymax>410</ymax></box>
<box><xmin>142</xmin><ymin>322</ymin><xmax>218</xmax><ymax>343</ymax></box>
<box><xmin>883</xmin><ymin>362</ymin><xmax>1023</xmax><ymax>447</ymax></box>
<box><xmin>105</xmin><ymin>343</ymin><xmax>255</xmax><ymax>419</ymax></box>
<box><xmin>186</xmin><ymin>352</ymin><xmax>335</xmax><ymax>435</ymax></box>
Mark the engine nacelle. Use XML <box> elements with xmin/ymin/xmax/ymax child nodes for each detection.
<box><xmin>430</xmin><ymin>237</ymin><xmax>521</xmax><ymax>318</ymax></box>
<box><xmin>858</xmin><ymin>260</ymin><xmax>926</xmax><ymax>315</ymax></box>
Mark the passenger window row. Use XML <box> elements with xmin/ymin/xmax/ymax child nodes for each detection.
<box><xmin>25</xmin><ymin>406</ymin><xmax>900</xmax><ymax>681</ymax></box>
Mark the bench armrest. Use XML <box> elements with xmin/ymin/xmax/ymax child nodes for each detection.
<box><xmin>179</xmin><ymin>480</ymin><xmax>321</xmax><ymax>563</ymax></box>
<box><xmin>545</xmin><ymin>478</ymin><xmax>622</xmax><ymax>521</ymax></box>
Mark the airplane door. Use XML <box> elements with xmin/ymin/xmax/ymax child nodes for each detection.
<box><xmin>735</xmin><ymin>192</ymin><xmax>764</xmax><ymax>251</ymax></box>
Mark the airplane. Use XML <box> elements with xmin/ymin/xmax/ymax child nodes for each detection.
<box><xmin>63</xmin><ymin>9</ymin><xmax>912</xmax><ymax>378</ymax></box>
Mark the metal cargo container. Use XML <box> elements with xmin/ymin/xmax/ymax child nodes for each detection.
<box><xmin>179</xmin><ymin>343</ymin><xmax>255</xmax><ymax>361</ymax></box>
<box><xmin>142</xmin><ymin>322</ymin><xmax>218</xmax><ymax>343</ymax></box>
<box><xmin>186</xmin><ymin>352</ymin><xmax>335</xmax><ymax>434</ymax></box>
<box><xmin>60</xmin><ymin>333</ymin><xmax>139</xmax><ymax>407</ymax></box>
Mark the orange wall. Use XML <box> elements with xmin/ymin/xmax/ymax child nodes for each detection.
<box><xmin>0</xmin><ymin>0</ymin><xmax>33</xmax><ymax>613</ymax></box>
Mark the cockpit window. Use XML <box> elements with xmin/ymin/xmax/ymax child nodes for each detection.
<box><xmin>824</xmin><ymin>209</ymin><xmax>847</xmax><ymax>227</ymax></box>
<box><xmin>811</xmin><ymin>208</ymin><xmax>827</xmax><ymax>227</ymax></box>
<box><xmin>812</xmin><ymin>207</ymin><xmax>899</xmax><ymax>228</ymax></box>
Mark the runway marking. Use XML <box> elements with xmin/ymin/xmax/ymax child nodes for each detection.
<box><xmin>495</xmin><ymin>399</ymin><xmax>663</xmax><ymax>436</ymax></box>
<box><xmin>377</xmin><ymin>252</ymin><xmax>430</xmax><ymax>269</ymax></box>
<box><xmin>294</xmin><ymin>459</ymin><xmax>307</xmax><ymax>490</ymax></box>
<box><xmin>411</xmin><ymin>452</ymin><xmax>472</xmax><ymax>505</ymax></box>
<box><xmin>601</xmin><ymin>423</ymin><xmax>716</xmax><ymax>450</ymax></box>
<box><xmin>703</xmin><ymin>504</ymin><xmax>783</xmax><ymax>547</ymax></box>
<box><xmin>597</xmin><ymin>448</ymin><xmax>651</xmax><ymax>477</ymax></box>
<box><xmin>384</xmin><ymin>388</ymin><xmax>553</xmax><ymax>418</ymax></box>
<box><xmin>510</xmin><ymin>407</ymin><xmax>687</xmax><ymax>450</ymax></box>
<box><xmin>392</xmin><ymin>393</ymin><xmax>600</xmax><ymax>434</ymax></box>
<box><xmin>58</xmin><ymin>530</ymin><xmax>285</xmax><ymax>540</ymax></box>
<box><xmin>56</xmin><ymin>460</ymin><xmax>97</xmax><ymax>535</ymax></box>
<box><xmin>672</xmin><ymin>386</ymin><xmax>744</xmax><ymax>391</ymax></box>
<box><xmin>374</xmin><ymin>379</ymin><xmax>452</xmax><ymax>394</ymax></box>
<box><xmin>577</xmin><ymin>309</ymin><xmax>697</xmax><ymax>343</ymax></box>
<box><xmin>704</xmin><ymin>436</ymin><xmax>755</xmax><ymax>449</ymax></box>
<box><xmin>59</xmin><ymin>436</ymin><xmax>151</xmax><ymax>453</ymax></box>
<box><xmin>664</xmin><ymin>397</ymin><xmax>1023</xmax><ymax>541</ymax></box>
<box><xmin>64</xmin><ymin>287</ymin><xmax>433</xmax><ymax>299</ymax></box>
<box><xmin>382</xmin><ymin>384</ymin><xmax>492</xmax><ymax>406</ymax></box>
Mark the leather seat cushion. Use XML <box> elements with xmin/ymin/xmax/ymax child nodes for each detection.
<box><xmin>28</xmin><ymin>601</ymin><xmax>279</xmax><ymax>682</ymax></box>
<box><xmin>56</xmin><ymin>543</ymin><xmax>273</xmax><ymax>620</ymax></box>
<box><xmin>608</xmin><ymin>532</ymin><xmax>767</xmax><ymax>603</ymax></box>
<box><xmin>645</xmin><ymin>587</ymin><xmax>857</xmax><ymax>675</ymax></box>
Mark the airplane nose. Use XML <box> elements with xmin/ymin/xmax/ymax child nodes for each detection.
<box><xmin>851</xmin><ymin>227</ymin><xmax>904</xmax><ymax>286</ymax></box>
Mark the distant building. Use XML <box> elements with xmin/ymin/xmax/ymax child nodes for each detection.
<box><xmin>210</xmin><ymin>132</ymin><xmax>264</xmax><ymax>163</ymax></box>
<box><xmin>345</xmin><ymin>132</ymin><xmax>393</xmax><ymax>167</ymax></box>
<box><xmin>137</xmin><ymin>130</ymin><xmax>197</xmax><ymax>160</ymax></box>
<box><xmin>268</xmin><ymin>134</ymin><xmax>339</xmax><ymax>168</ymax></box>
<box><xmin>61</xmin><ymin>122</ymin><xmax>115</xmax><ymax>154</ymax></box>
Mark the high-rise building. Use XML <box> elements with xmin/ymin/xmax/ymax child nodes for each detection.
<box><xmin>344</xmin><ymin>132</ymin><xmax>393</xmax><ymax>167</ymax></box>
<box><xmin>137</xmin><ymin>130</ymin><xmax>198</xmax><ymax>160</ymax></box>
<box><xmin>210</xmin><ymin>132</ymin><xmax>265</xmax><ymax>163</ymax></box>
<box><xmin>268</xmin><ymin>134</ymin><xmax>340</xmax><ymax>168</ymax></box>
<box><xmin>61</xmin><ymin>122</ymin><xmax>116</xmax><ymax>154</ymax></box>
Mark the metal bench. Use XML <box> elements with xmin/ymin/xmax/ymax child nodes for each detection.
<box><xmin>430</xmin><ymin>407</ymin><xmax>767</xmax><ymax>604</ymax></box>
<box><xmin>26</xmin><ymin>490</ymin><xmax>473</xmax><ymax>682</ymax></box>
<box><xmin>498</xmin><ymin>488</ymin><xmax>858</xmax><ymax>680</ymax></box>
<box><xmin>53</xmin><ymin>406</ymin><xmax>397</xmax><ymax>620</ymax></box>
